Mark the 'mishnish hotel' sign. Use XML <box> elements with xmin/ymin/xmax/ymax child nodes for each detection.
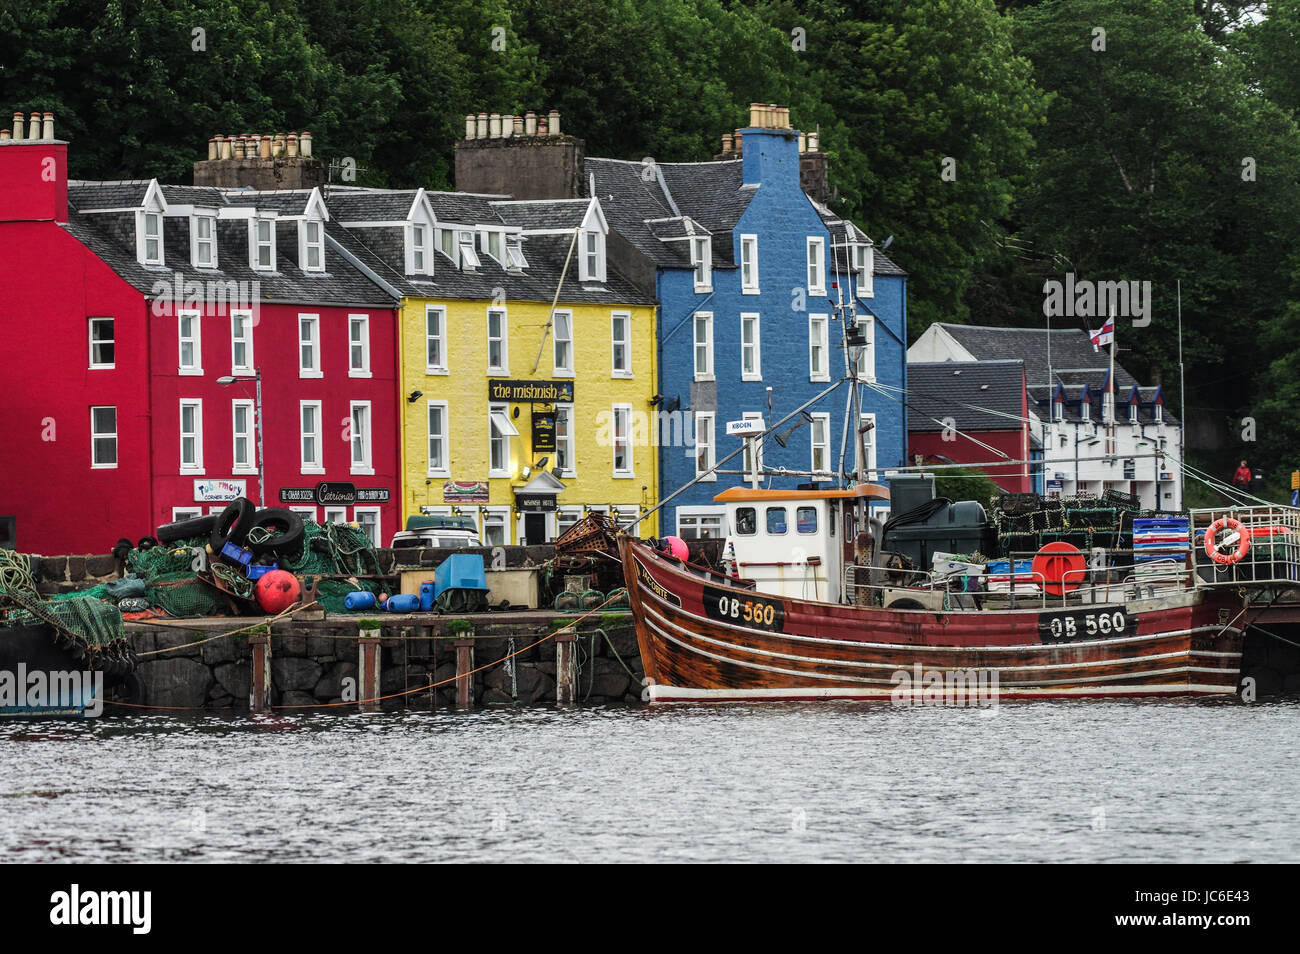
<box><xmin>488</xmin><ymin>380</ymin><xmax>575</xmax><ymax>403</ymax></box>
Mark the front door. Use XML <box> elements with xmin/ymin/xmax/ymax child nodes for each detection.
<box><xmin>524</xmin><ymin>512</ymin><xmax>547</xmax><ymax>546</ymax></box>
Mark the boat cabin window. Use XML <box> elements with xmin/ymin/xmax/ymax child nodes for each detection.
<box><xmin>736</xmin><ymin>507</ymin><xmax>757</xmax><ymax>535</ymax></box>
<box><xmin>797</xmin><ymin>506</ymin><xmax>818</xmax><ymax>534</ymax></box>
<box><xmin>766</xmin><ymin>507</ymin><xmax>788</xmax><ymax>534</ymax></box>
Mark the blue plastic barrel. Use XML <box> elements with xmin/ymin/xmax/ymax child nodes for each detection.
<box><xmin>385</xmin><ymin>594</ymin><xmax>421</xmax><ymax>613</ymax></box>
<box><xmin>344</xmin><ymin>591</ymin><xmax>377</xmax><ymax>611</ymax></box>
<box><xmin>419</xmin><ymin>581</ymin><xmax>436</xmax><ymax>611</ymax></box>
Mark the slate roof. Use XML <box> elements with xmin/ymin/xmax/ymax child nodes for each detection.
<box><xmin>907</xmin><ymin>360</ymin><xmax>1026</xmax><ymax>432</ymax></box>
<box><xmin>932</xmin><ymin>323</ymin><xmax>1138</xmax><ymax>389</ymax></box>
<box><xmin>323</xmin><ymin>188</ymin><xmax>415</xmax><ymax>222</ymax></box>
<box><xmin>491</xmin><ymin>199</ymin><xmax>590</xmax><ymax>231</ymax></box>
<box><xmin>1028</xmin><ymin>379</ymin><xmax>1177</xmax><ymax>426</ymax></box>
<box><xmin>812</xmin><ymin>200</ymin><xmax>907</xmax><ymax>277</ymax></box>
<box><xmin>63</xmin><ymin>181</ymin><xmax>397</xmax><ymax>307</ymax></box>
<box><xmin>585</xmin><ymin>158</ymin><xmax>690</xmax><ymax>268</ymax></box>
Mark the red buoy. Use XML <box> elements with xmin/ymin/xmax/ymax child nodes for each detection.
<box><xmin>663</xmin><ymin>535</ymin><xmax>689</xmax><ymax>561</ymax></box>
<box><xmin>1032</xmin><ymin>541</ymin><xmax>1086</xmax><ymax>596</ymax></box>
<box><xmin>255</xmin><ymin>570</ymin><xmax>301</xmax><ymax>614</ymax></box>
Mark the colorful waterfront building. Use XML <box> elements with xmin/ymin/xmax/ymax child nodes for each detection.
<box><xmin>0</xmin><ymin>116</ymin><xmax>402</xmax><ymax>553</ymax></box>
<box><xmin>455</xmin><ymin>105</ymin><xmax>909</xmax><ymax>539</ymax></box>
<box><xmin>325</xmin><ymin>185</ymin><xmax>659</xmax><ymax>544</ymax></box>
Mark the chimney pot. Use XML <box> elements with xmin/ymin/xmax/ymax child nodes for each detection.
<box><xmin>0</xmin><ymin>129</ymin><xmax>10</xmax><ymax>141</ymax></box>
<box><xmin>734</xmin><ymin>129</ymin><xmax>743</xmax><ymax>153</ymax></box>
<box><xmin>287</xmin><ymin>132</ymin><xmax>299</xmax><ymax>157</ymax></box>
<box><xmin>219</xmin><ymin>135</ymin><xmax>232</xmax><ymax>160</ymax></box>
<box><xmin>721</xmin><ymin>133</ymin><xmax>732</xmax><ymax>155</ymax></box>
<box><xmin>489</xmin><ymin>112</ymin><xmax>502</xmax><ymax>138</ymax></box>
<box><xmin>259</xmin><ymin>134</ymin><xmax>271</xmax><ymax>158</ymax></box>
<box><xmin>798</xmin><ymin>131</ymin><xmax>807</xmax><ymax>153</ymax></box>
<box><xmin>274</xmin><ymin>133</ymin><xmax>286</xmax><ymax>157</ymax></box>
<box><xmin>476</xmin><ymin>112</ymin><xmax>488</xmax><ymax>139</ymax></box>
<box><xmin>465</xmin><ymin>113</ymin><xmax>476</xmax><ymax>140</ymax></box>
<box><xmin>525</xmin><ymin>110</ymin><xmax>537</xmax><ymax>136</ymax></box>
<box><xmin>537</xmin><ymin>115</ymin><xmax>548</xmax><ymax>136</ymax></box>
<box><xmin>300</xmin><ymin>130</ymin><xmax>312</xmax><ymax>157</ymax></box>
<box><xmin>808</xmin><ymin>131</ymin><xmax>819</xmax><ymax>153</ymax></box>
<box><xmin>28</xmin><ymin>112</ymin><xmax>41</xmax><ymax>140</ymax></box>
<box><xmin>512</xmin><ymin>115</ymin><xmax>523</xmax><ymax>137</ymax></box>
<box><xmin>548</xmin><ymin>109</ymin><xmax>560</xmax><ymax>136</ymax></box>
<box><xmin>748</xmin><ymin>103</ymin><xmax>762</xmax><ymax>128</ymax></box>
<box><xmin>42</xmin><ymin>112</ymin><xmax>54</xmax><ymax>140</ymax></box>
<box><xmin>207</xmin><ymin>137</ymin><xmax>217</xmax><ymax>160</ymax></box>
<box><xmin>11</xmin><ymin>112</ymin><xmax>24</xmax><ymax>140</ymax></box>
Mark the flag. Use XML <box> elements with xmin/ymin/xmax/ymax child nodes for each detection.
<box><xmin>1090</xmin><ymin>316</ymin><xmax>1115</xmax><ymax>351</ymax></box>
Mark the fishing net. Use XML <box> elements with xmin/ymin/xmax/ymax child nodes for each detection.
<box><xmin>283</xmin><ymin>522</ymin><xmax>382</xmax><ymax>576</ymax></box>
<box><xmin>4</xmin><ymin>591</ymin><xmax>125</xmax><ymax>648</ymax></box>
<box><xmin>129</xmin><ymin>542</ymin><xmax>203</xmax><ymax>580</ymax></box>
<box><xmin>146</xmin><ymin>571</ymin><xmax>228</xmax><ymax>618</ymax></box>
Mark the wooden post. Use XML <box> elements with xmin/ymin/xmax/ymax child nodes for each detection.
<box><xmin>358</xmin><ymin>635</ymin><xmax>382</xmax><ymax>713</ymax></box>
<box><xmin>555</xmin><ymin>627</ymin><xmax>578</xmax><ymax>706</ymax></box>
<box><xmin>249</xmin><ymin>633</ymin><xmax>271</xmax><ymax>713</ymax></box>
<box><xmin>454</xmin><ymin>638</ymin><xmax>475</xmax><ymax>709</ymax></box>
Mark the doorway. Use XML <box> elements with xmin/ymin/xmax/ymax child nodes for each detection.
<box><xmin>523</xmin><ymin>512</ymin><xmax>547</xmax><ymax>546</ymax></box>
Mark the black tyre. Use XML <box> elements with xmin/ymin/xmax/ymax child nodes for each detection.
<box><xmin>886</xmin><ymin>598</ymin><xmax>927</xmax><ymax>610</ymax></box>
<box><xmin>157</xmin><ymin>513</ymin><xmax>218</xmax><ymax>544</ymax></box>
<box><xmin>210</xmin><ymin>498</ymin><xmax>257</xmax><ymax>552</ymax></box>
<box><xmin>136</xmin><ymin>535</ymin><xmax>160</xmax><ymax>551</ymax></box>
<box><xmin>246</xmin><ymin>508</ymin><xmax>306</xmax><ymax>557</ymax></box>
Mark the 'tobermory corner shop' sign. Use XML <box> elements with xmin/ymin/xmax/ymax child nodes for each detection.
<box><xmin>488</xmin><ymin>380</ymin><xmax>575</xmax><ymax>403</ymax></box>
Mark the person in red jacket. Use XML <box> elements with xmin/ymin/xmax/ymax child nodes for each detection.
<box><xmin>1232</xmin><ymin>460</ymin><xmax>1252</xmax><ymax>489</ymax></box>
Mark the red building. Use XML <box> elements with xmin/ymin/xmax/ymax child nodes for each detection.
<box><xmin>0</xmin><ymin>118</ymin><xmax>401</xmax><ymax>554</ymax></box>
<box><xmin>906</xmin><ymin>360</ymin><xmax>1036</xmax><ymax>494</ymax></box>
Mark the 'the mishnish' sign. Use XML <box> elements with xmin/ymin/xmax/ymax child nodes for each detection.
<box><xmin>488</xmin><ymin>380</ymin><xmax>575</xmax><ymax>403</ymax></box>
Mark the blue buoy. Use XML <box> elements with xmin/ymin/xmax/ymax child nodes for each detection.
<box><xmin>344</xmin><ymin>591</ymin><xmax>377</xmax><ymax>611</ymax></box>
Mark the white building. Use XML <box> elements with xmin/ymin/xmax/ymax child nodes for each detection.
<box><xmin>909</xmin><ymin>323</ymin><xmax>1182</xmax><ymax>511</ymax></box>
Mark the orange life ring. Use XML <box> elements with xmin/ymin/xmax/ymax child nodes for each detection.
<box><xmin>1204</xmin><ymin>517</ymin><xmax>1251</xmax><ymax>565</ymax></box>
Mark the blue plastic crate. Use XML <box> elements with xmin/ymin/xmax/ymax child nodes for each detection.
<box><xmin>221</xmin><ymin>541</ymin><xmax>253</xmax><ymax>566</ymax></box>
<box><xmin>434</xmin><ymin>553</ymin><xmax>487</xmax><ymax>596</ymax></box>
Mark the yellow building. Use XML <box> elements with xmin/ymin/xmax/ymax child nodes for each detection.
<box><xmin>330</xmin><ymin>189</ymin><xmax>658</xmax><ymax>544</ymax></box>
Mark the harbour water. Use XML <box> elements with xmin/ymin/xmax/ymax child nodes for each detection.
<box><xmin>2</xmin><ymin>699</ymin><xmax>1296</xmax><ymax>863</ymax></box>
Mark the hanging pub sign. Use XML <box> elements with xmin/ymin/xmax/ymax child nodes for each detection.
<box><xmin>488</xmin><ymin>379</ymin><xmax>575</xmax><ymax>403</ymax></box>
<box><xmin>532</xmin><ymin>411</ymin><xmax>557</xmax><ymax>452</ymax></box>
<box><xmin>279</xmin><ymin>482</ymin><xmax>390</xmax><ymax>506</ymax></box>
<box><xmin>443</xmin><ymin>480</ymin><xmax>490</xmax><ymax>503</ymax></box>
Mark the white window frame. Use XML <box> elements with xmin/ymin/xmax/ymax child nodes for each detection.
<box><xmin>425</xmin><ymin>306</ymin><xmax>447</xmax><ymax>374</ymax></box>
<box><xmin>489</xmin><ymin>403</ymin><xmax>515</xmax><ymax>478</ymax></box>
<box><xmin>1129</xmin><ymin>402</ymin><xmax>1139</xmax><ymax>424</ymax></box>
<box><xmin>612</xmin><ymin>404</ymin><xmax>634</xmax><ymax>478</ymax></box>
<box><xmin>289</xmin><ymin>505</ymin><xmax>319</xmax><ymax>523</ymax></box>
<box><xmin>427</xmin><ymin>399</ymin><xmax>450</xmax><ymax>478</ymax></box>
<box><xmin>553</xmin><ymin>310</ymin><xmax>574</xmax><ymax>376</ymax></box>
<box><xmin>852</xmin><ymin>243</ymin><xmax>874</xmax><ymax>298</ymax></box>
<box><xmin>579</xmin><ymin>230</ymin><xmax>605</xmax><ymax>282</ymax></box>
<box><xmin>740</xmin><ymin>234</ymin><xmax>759</xmax><ymax>294</ymax></box>
<box><xmin>172</xmin><ymin>507</ymin><xmax>203</xmax><ymax>521</ymax></box>
<box><xmin>480</xmin><ymin>506</ymin><xmax>510</xmax><ymax>546</ymax></box>
<box><xmin>300</xmin><ymin>218</ymin><xmax>325</xmax><ymax>272</ymax></box>
<box><xmin>854</xmin><ymin>316</ymin><xmax>876</xmax><ymax>382</ymax></box>
<box><xmin>299</xmin><ymin>400</ymin><xmax>323</xmax><ymax>474</ymax></box>
<box><xmin>179</xmin><ymin>399</ymin><xmax>204</xmax><ymax>475</ymax></box>
<box><xmin>859</xmin><ymin>412</ymin><xmax>878</xmax><ymax>479</ymax></box>
<box><xmin>178</xmin><ymin>310</ymin><xmax>202</xmax><ymax>376</ymax></box>
<box><xmin>504</xmin><ymin>232</ymin><xmax>527</xmax><ymax>271</ymax></box>
<box><xmin>88</xmin><ymin>317</ymin><xmax>115</xmax><ymax>369</ymax></box>
<box><xmin>324</xmin><ymin>506</ymin><xmax>348</xmax><ymax>525</ymax></box>
<box><xmin>1054</xmin><ymin>399</ymin><xmax>1065</xmax><ymax>423</ymax></box>
<box><xmin>232</xmin><ymin>399</ymin><xmax>256</xmax><ymax>474</ymax></box>
<box><xmin>348</xmin><ymin>314</ymin><xmax>371</xmax><ymax>378</ymax></box>
<box><xmin>458</xmin><ymin>229</ymin><xmax>481</xmax><ymax>269</ymax></box>
<box><xmin>741</xmin><ymin>312</ymin><xmax>761</xmax><ymax>381</ymax></box>
<box><xmin>809</xmin><ymin>314</ymin><xmax>829</xmax><ymax>382</ymax></box>
<box><xmin>556</xmin><ymin>506</ymin><xmax>583</xmax><ymax>539</ymax></box>
<box><xmin>694</xmin><ymin>412</ymin><xmax>716</xmax><ymax>481</ymax></box>
<box><xmin>349</xmin><ymin>400</ymin><xmax>373</xmax><ymax>476</ymax></box>
<box><xmin>353</xmin><ymin>506</ymin><xmax>381</xmax><ymax>547</ymax></box>
<box><xmin>811</xmin><ymin>412</ymin><xmax>832</xmax><ymax>475</ymax></box>
<box><xmin>554</xmin><ymin>403</ymin><xmax>575</xmax><ymax>477</ymax></box>
<box><xmin>481</xmin><ymin>229</ymin><xmax>504</xmax><ymax>265</ymax></box>
<box><xmin>90</xmin><ymin>405</ymin><xmax>117</xmax><ymax>469</ymax></box>
<box><xmin>806</xmin><ymin>236</ymin><xmax>826</xmax><ymax>297</ymax></box>
<box><xmin>230</xmin><ymin>309</ymin><xmax>254</xmax><ymax>375</ymax></box>
<box><xmin>1081</xmin><ymin>401</ymin><xmax>1091</xmax><ymax>423</ymax></box>
<box><xmin>138</xmin><ymin>210</ymin><xmax>163</xmax><ymax>266</ymax></box>
<box><xmin>250</xmin><ymin>218</ymin><xmax>275</xmax><ymax>271</ymax></box>
<box><xmin>693</xmin><ymin>312</ymin><xmax>714</xmax><ymax>382</ymax></box>
<box><xmin>691</xmin><ymin>236</ymin><xmax>712</xmax><ymax>292</ymax></box>
<box><xmin>408</xmin><ymin>221</ymin><xmax>432</xmax><ymax>276</ymax></box>
<box><xmin>192</xmin><ymin>214</ymin><xmax>217</xmax><ymax>269</ymax></box>
<box><xmin>1154</xmin><ymin>403</ymin><xmax>1163</xmax><ymax>423</ymax></box>
<box><xmin>677</xmin><ymin>507</ymin><xmax>726</xmax><ymax>540</ymax></box>
<box><xmin>486</xmin><ymin>308</ymin><xmax>508</xmax><ymax>375</ymax></box>
<box><xmin>611</xmin><ymin>311</ymin><xmax>632</xmax><ymax>377</ymax></box>
<box><xmin>298</xmin><ymin>314</ymin><xmax>321</xmax><ymax>378</ymax></box>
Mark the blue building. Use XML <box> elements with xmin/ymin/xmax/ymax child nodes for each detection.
<box><xmin>586</xmin><ymin>111</ymin><xmax>908</xmax><ymax>537</ymax></box>
<box><xmin>454</xmin><ymin>105</ymin><xmax>908</xmax><ymax>538</ymax></box>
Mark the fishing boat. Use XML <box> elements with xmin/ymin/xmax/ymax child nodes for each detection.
<box><xmin>620</xmin><ymin>482</ymin><xmax>1289</xmax><ymax>703</ymax></box>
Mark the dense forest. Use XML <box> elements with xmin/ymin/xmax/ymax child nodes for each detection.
<box><xmin>2</xmin><ymin>0</ymin><xmax>1297</xmax><ymax>493</ymax></box>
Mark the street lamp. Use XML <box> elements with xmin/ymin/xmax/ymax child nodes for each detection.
<box><xmin>217</xmin><ymin>368</ymin><xmax>265</xmax><ymax>507</ymax></box>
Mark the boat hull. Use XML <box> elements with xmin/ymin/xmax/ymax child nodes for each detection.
<box><xmin>620</xmin><ymin>539</ymin><xmax>1246</xmax><ymax>703</ymax></box>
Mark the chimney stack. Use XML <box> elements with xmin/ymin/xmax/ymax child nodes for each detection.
<box><xmin>193</xmin><ymin>127</ymin><xmax>324</xmax><ymax>190</ymax></box>
<box><xmin>0</xmin><ymin>105</ymin><xmax>69</xmax><ymax>222</ymax></box>
<box><xmin>454</xmin><ymin>107</ymin><xmax>585</xmax><ymax>200</ymax></box>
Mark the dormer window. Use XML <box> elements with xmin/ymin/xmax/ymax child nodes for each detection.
<box><xmin>1129</xmin><ymin>402</ymin><xmax>1139</xmax><ymax>424</ymax></box>
<box><xmin>482</xmin><ymin>230</ymin><xmax>503</xmax><ymax>264</ymax></box>
<box><xmin>579</xmin><ymin>230</ymin><xmax>605</xmax><ymax>282</ymax></box>
<box><xmin>439</xmin><ymin>228</ymin><xmax>456</xmax><ymax>262</ymax></box>
<box><xmin>192</xmin><ymin>215</ymin><xmax>217</xmax><ymax>268</ymax></box>
<box><xmin>458</xmin><ymin>230</ymin><xmax>480</xmax><ymax>270</ymax></box>
<box><xmin>504</xmin><ymin>233</ymin><xmax>527</xmax><ymax>271</ymax></box>
<box><xmin>691</xmin><ymin>236</ymin><xmax>712</xmax><ymax>292</ymax></box>
<box><xmin>409</xmin><ymin>222</ymin><xmax>432</xmax><ymax>276</ymax></box>
<box><xmin>1054</xmin><ymin>398</ymin><xmax>1064</xmax><ymax>422</ymax></box>
<box><xmin>139</xmin><ymin>211</ymin><xmax>163</xmax><ymax>265</ymax></box>
<box><xmin>1080</xmin><ymin>400</ymin><xmax>1091</xmax><ymax>423</ymax></box>
<box><xmin>250</xmin><ymin>218</ymin><xmax>275</xmax><ymax>271</ymax></box>
<box><xmin>300</xmin><ymin>219</ymin><xmax>324</xmax><ymax>272</ymax></box>
<box><xmin>851</xmin><ymin>243</ymin><xmax>874</xmax><ymax>297</ymax></box>
<box><xmin>1154</xmin><ymin>403</ymin><xmax>1163</xmax><ymax>423</ymax></box>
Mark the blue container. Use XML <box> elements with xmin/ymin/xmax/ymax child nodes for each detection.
<box><xmin>385</xmin><ymin>594</ymin><xmax>421</xmax><ymax>613</ymax></box>
<box><xmin>344</xmin><ymin>591</ymin><xmax>377</xmax><ymax>611</ymax></box>
<box><xmin>221</xmin><ymin>540</ymin><xmax>253</xmax><ymax>566</ymax></box>
<box><xmin>419</xmin><ymin>581</ymin><xmax>436</xmax><ymax>612</ymax></box>
<box><xmin>434</xmin><ymin>553</ymin><xmax>487</xmax><ymax>597</ymax></box>
<box><xmin>246</xmin><ymin>563</ymin><xmax>278</xmax><ymax>580</ymax></box>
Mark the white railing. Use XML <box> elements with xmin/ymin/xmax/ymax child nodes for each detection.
<box><xmin>1190</xmin><ymin>505</ymin><xmax>1300</xmax><ymax>588</ymax></box>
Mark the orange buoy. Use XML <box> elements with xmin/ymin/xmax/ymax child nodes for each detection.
<box><xmin>1032</xmin><ymin>541</ymin><xmax>1087</xmax><ymax>595</ymax></box>
<box><xmin>255</xmin><ymin>570</ymin><xmax>301</xmax><ymax>614</ymax></box>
